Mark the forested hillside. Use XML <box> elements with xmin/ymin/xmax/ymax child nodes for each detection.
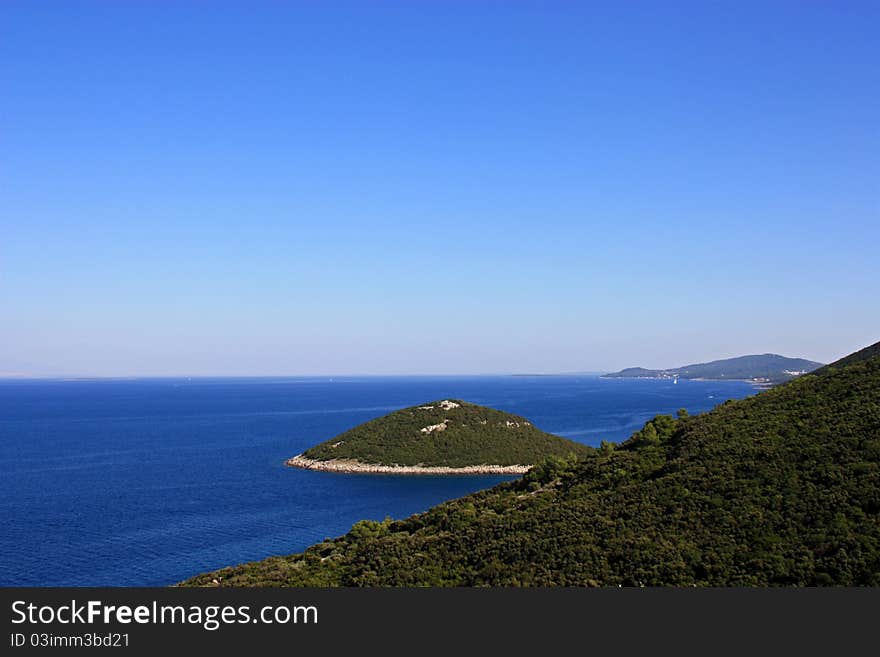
<box><xmin>296</xmin><ymin>399</ymin><xmax>590</xmax><ymax>468</ymax></box>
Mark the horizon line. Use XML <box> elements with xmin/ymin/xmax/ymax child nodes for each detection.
<box><xmin>0</xmin><ymin>371</ymin><xmax>611</xmax><ymax>381</ymax></box>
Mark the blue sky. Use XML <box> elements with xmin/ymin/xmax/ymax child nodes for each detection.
<box><xmin>2</xmin><ymin>2</ymin><xmax>878</xmax><ymax>376</ymax></box>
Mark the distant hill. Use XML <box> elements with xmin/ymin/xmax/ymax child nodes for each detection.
<box><xmin>287</xmin><ymin>399</ymin><xmax>590</xmax><ymax>473</ymax></box>
<box><xmin>603</xmin><ymin>353</ymin><xmax>823</xmax><ymax>384</ymax></box>
<box><xmin>183</xmin><ymin>339</ymin><xmax>880</xmax><ymax>587</ymax></box>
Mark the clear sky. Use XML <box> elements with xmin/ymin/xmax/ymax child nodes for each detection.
<box><xmin>2</xmin><ymin>2</ymin><xmax>878</xmax><ymax>376</ymax></box>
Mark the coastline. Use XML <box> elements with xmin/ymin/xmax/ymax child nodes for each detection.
<box><xmin>285</xmin><ymin>454</ymin><xmax>531</xmax><ymax>475</ymax></box>
<box><xmin>601</xmin><ymin>375</ymin><xmax>776</xmax><ymax>387</ymax></box>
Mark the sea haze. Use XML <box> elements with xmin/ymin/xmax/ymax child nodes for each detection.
<box><xmin>0</xmin><ymin>375</ymin><xmax>755</xmax><ymax>586</ymax></box>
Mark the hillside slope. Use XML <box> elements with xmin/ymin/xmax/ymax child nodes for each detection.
<box><xmin>184</xmin><ymin>342</ymin><xmax>879</xmax><ymax>586</ymax></box>
<box><xmin>812</xmin><ymin>341</ymin><xmax>880</xmax><ymax>375</ymax></box>
<box><xmin>291</xmin><ymin>399</ymin><xmax>590</xmax><ymax>470</ymax></box>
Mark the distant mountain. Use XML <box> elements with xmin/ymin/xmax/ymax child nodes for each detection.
<box><xmin>602</xmin><ymin>353</ymin><xmax>823</xmax><ymax>384</ymax></box>
<box><xmin>286</xmin><ymin>399</ymin><xmax>590</xmax><ymax>473</ymax></box>
<box><xmin>182</xmin><ymin>339</ymin><xmax>880</xmax><ymax>586</ymax></box>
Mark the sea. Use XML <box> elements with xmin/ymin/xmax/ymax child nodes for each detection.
<box><xmin>0</xmin><ymin>375</ymin><xmax>755</xmax><ymax>586</ymax></box>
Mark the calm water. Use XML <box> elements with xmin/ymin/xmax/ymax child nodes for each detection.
<box><xmin>0</xmin><ymin>375</ymin><xmax>755</xmax><ymax>586</ymax></box>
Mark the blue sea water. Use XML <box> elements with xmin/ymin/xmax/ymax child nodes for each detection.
<box><xmin>0</xmin><ymin>375</ymin><xmax>755</xmax><ymax>586</ymax></box>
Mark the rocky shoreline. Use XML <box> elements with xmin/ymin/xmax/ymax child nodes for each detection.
<box><xmin>285</xmin><ymin>454</ymin><xmax>531</xmax><ymax>475</ymax></box>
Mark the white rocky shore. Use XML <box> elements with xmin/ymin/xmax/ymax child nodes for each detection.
<box><xmin>286</xmin><ymin>454</ymin><xmax>531</xmax><ymax>475</ymax></box>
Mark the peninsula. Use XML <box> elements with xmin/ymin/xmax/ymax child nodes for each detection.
<box><xmin>286</xmin><ymin>399</ymin><xmax>590</xmax><ymax>474</ymax></box>
<box><xmin>602</xmin><ymin>353</ymin><xmax>823</xmax><ymax>384</ymax></box>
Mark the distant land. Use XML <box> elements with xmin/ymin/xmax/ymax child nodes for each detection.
<box><xmin>602</xmin><ymin>353</ymin><xmax>823</xmax><ymax>385</ymax></box>
<box><xmin>184</xmin><ymin>338</ymin><xmax>880</xmax><ymax>587</ymax></box>
<box><xmin>286</xmin><ymin>399</ymin><xmax>590</xmax><ymax>474</ymax></box>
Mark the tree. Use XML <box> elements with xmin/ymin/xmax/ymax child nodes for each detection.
<box><xmin>639</xmin><ymin>424</ymin><xmax>660</xmax><ymax>445</ymax></box>
<box><xmin>349</xmin><ymin>518</ymin><xmax>391</xmax><ymax>540</ymax></box>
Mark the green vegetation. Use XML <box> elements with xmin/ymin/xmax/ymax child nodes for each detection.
<box><xmin>811</xmin><ymin>341</ymin><xmax>880</xmax><ymax>375</ymax></box>
<box><xmin>603</xmin><ymin>353</ymin><xmax>823</xmax><ymax>383</ymax></box>
<box><xmin>183</xmin><ymin>341</ymin><xmax>880</xmax><ymax>587</ymax></box>
<box><xmin>297</xmin><ymin>399</ymin><xmax>591</xmax><ymax>468</ymax></box>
